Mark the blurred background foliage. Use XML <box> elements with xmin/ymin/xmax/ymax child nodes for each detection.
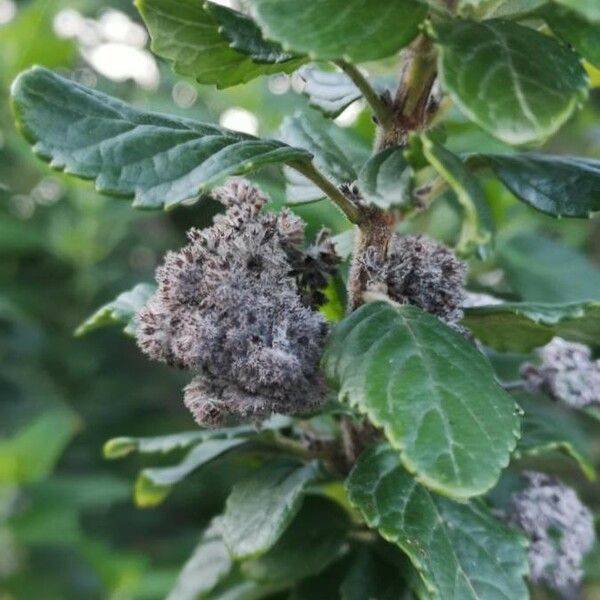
<box><xmin>1</xmin><ymin>1</ymin><xmax>600</xmax><ymax>599</ymax></box>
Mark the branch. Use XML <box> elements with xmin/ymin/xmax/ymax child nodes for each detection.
<box><xmin>289</xmin><ymin>160</ymin><xmax>362</xmax><ymax>224</ymax></box>
<box><xmin>334</xmin><ymin>60</ymin><xmax>393</xmax><ymax>131</ymax></box>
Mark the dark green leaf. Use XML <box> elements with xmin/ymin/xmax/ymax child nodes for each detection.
<box><xmin>340</xmin><ymin>549</ymin><xmax>404</xmax><ymax>600</ymax></box>
<box><xmin>242</xmin><ymin>497</ymin><xmax>348</xmax><ymax>583</ymax></box>
<box><xmin>323</xmin><ymin>301</ymin><xmax>520</xmax><ymax>499</ymax></box>
<box><xmin>75</xmin><ymin>283</ymin><xmax>155</xmax><ymax>337</ymax></box>
<box><xmin>516</xmin><ymin>393</ymin><xmax>595</xmax><ymax>480</ymax></box>
<box><xmin>552</xmin><ymin>0</ymin><xmax>600</xmax><ymax>23</ymax></box>
<box><xmin>347</xmin><ymin>443</ymin><xmax>529</xmax><ymax>600</ymax></box>
<box><xmin>221</xmin><ymin>458</ymin><xmax>320</xmax><ymax>558</ymax></box>
<box><xmin>431</xmin><ymin>19</ymin><xmax>588</xmax><ymax>144</ymax></box>
<box><xmin>136</xmin><ymin>0</ymin><xmax>304</xmax><ymax>89</ymax></box>
<box><xmin>544</xmin><ymin>5</ymin><xmax>600</xmax><ymax>69</ymax></box>
<box><xmin>484</xmin><ymin>154</ymin><xmax>600</xmax><ymax>218</ymax></box>
<box><xmin>11</xmin><ymin>67</ymin><xmax>311</xmax><ymax>209</ymax></box>
<box><xmin>135</xmin><ymin>438</ymin><xmax>246</xmax><ymax>507</ymax></box>
<box><xmin>421</xmin><ymin>136</ymin><xmax>494</xmax><ymax>258</ymax></box>
<box><xmin>357</xmin><ymin>147</ymin><xmax>413</xmax><ymax>210</ymax></box>
<box><xmin>249</xmin><ymin>0</ymin><xmax>427</xmax><ymax>62</ymax></box>
<box><xmin>463</xmin><ymin>300</ymin><xmax>600</xmax><ymax>351</ymax></box>
<box><xmin>497</xmin><ymin>233</ymin><xmax>600</xmax><ymax>302</ymax></box>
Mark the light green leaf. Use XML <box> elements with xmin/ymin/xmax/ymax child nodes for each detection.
<box><xmin>249</xmin><ymin>0</ymin><xmax>427</xmax><ymax>62</ymax></box>
<box><xmin>75</xmin><ymin>283</ymin><xmax>155</xmax><ymax>337</ymax></box>
<box><xmin>516</xmin><ymin>393</ymin><xmax>595</xmax><ymax>480</ymax></box>
<box><xmin>242</xmin><ymin>497</ymin><xmax>349</xmax><ymax>583</ymax></box>
<box><xmin>136</xmin><ymin>0</ymin><xmax>304</xmax><ymax>89</ymax></box>
<box><xmin>463</xmin><ymin>300</ymin><xmax>600</xmax><ymax>351</ymax></box>
<box><xmin>11</xmin><ymin>67</ymin><xmax>312</xmax><ymax>209</ymax></box>
<box><xmin>357</xmin><ymin>147</ymin><xmax>413</xmax><ymax>210</ymax></box>
<box><xmin>421</xmin><ymin>136</ymin><xmax>494</xmax><ymax>258</ymax></box>
<box><xmin>135</xmin><ymin>438</ymin><xmax>246</xmax><ymax>507</ymax></box>
<box><xmin>347</xmin><ymin>443</ymin><xmax>529</xmax><ymax>600</ymax></box>
<box><xmin>298</xmin><ymin>66</ymin><xmax>362</xmax><ymax>118</ymax></box>
<box><xmin>166</xmin><ymin>519</ymin><xmax>233</xmax><ymax>600</ymax></box>
<box><xmin>283</xmin><ymin>166</ymin><xmax>324</xmax><ymax>205</ymax></box>
<box><xmin>323</xmin><ymin>301</ymin><xmax>520</xmax><ymax>499</ymax></box>
<box><xmin>544</xmin><ymin>5</ymin><xmax>600</xmax><ymax>69</ymax></box>
<box><xmin>221</xmin><ymin>458</ymin><xmax>320</xmax><ymax>558</ymax></box>
<box><xmin>484</xmin><ymin>154</ymin><xmax>600</xmax><ymax>218</ymax></box>
<box><xmin>466</xmin><ymin>0</ymin><xmax>546</xmax><ymax>18</ymax></box>
<box><xmin>205</xmin><ymin>565</ymin><xmax>287</xmax><ymax>600</ymax></box>
<box><xmin>431</xmin><ymin>19</ymin><xmax>588</xmax><ymax>145</ymax></box>
<box><xmin>552</xmin><ymin>0</ymin><xmax>600</xmax><ymax>23</ymax></box>
<box><xmin>497</xmin><ymin>233</ymin><xmax>600</xmax><ymax>302</ymax></box>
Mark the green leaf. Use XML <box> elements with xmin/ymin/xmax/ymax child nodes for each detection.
<box><xmin>221</xmin><ymin>458</ymin><xmax>320</xmax><ymax>559</ymax></box>
<box><xmin>466</xmin><ymin>0</ymin><xmax>546</xmax><ymax>18</ymax></box>
<box><xmin>135</xmin><ymin>438</ymin><xmax>246</xmax><ymax>507</ymax></box>
<box><xmin>242</xmin><ymin>497</ymin><xmax>349</xmax><ymax>583</ymax></box>
<box><xmin>347</xmin><ymin>443</ymin><xmax>529</xmax><ymax>600</ymax></box>
<box><xmin>205</xmin><ymin>2</ymin><xmax>298</xmax><ymax>64</ymax></box>
<box><xmin>136</xmin><ymin>0</ymin><xmax>304</xmax><ymax>89</ymax></box>
<box><xmin>204</xmin><ymin>565</ymin><xmax>286</xmax><ymax>600</ymax></box>
<box><xmin>497</xmin><ymin>233</ymin><xmax>600</xmax><ymax>302</ymax></box>
<box><xmin>483</xmin><ymin>154</ymin><xmax>600</xmax><ymax>218</ymax></box>
<box><xmin>463</xmin><ymin>300</ymin><xmax>600</xmax><ymax>352</ymax></box>
<box><xmin>357</xmin><ymin>147</ymin><xmax>413</xmax><ymax>210</ymax></box>
<box><xmin>552</xmin><ymin>0</ymin><xmax>600</xmax><ymax>23</ymax></box>
<box><xmin>544</xmin><ymin>5</ymin><xmax>600</xmax><ymax>69</ymax></box>
<box><xmin>104</xmin><ymin>416</ymin><xmax>291</xmax><ymax>459</ymax></box>
<box><xmin>340</xmin><ymin>549</ymin><xmax>404</xmax><ymax>600</ymax></box>
<box><xmin>298</xmin><ymin>66</ymin><xmax>363</xmax><ymax>118</ymax></box>
<box><xmin>421</xmin><ymin>136</ymin><xmax>494</xmax><ymax>258</ymax></box>
<box><xmin>166</xmin><ymin>519</ymin><xmax>233</xmax><ymax>600</ymax></box>
<box><xmin>75</xmin><ymin>283</ymin><xmax>155</xmax><ymax>337</ymax></box>
<box><xmin>516</xmin><ymin>393</ymin><xmax>595</xmax><ymax>480</ymax></box>
<box><xmin>431</xmin><ymin>19</ymin><xmax>588</xmax><ymax>145</ymax></box>
<box><xmin>11</xmin><ymin>67</ymin><xmax>312</xmax><ymax>209</ymax></box>
<box><xmin>249</xmin><ymin>0</ymin><xmax>427</xmax><ymax>62</ymax></box>
<box><xmin>323</xmin><ymin>301</ymin><xmax>520</xmax><ymax>499</ymax></box>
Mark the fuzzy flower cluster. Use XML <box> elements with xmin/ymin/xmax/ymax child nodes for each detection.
<box><xmin>521</xmin><ymin>337</ymin><xmax>600</xmax><ymax>409</ymax></box>
<box><xmin>362</xmin><ymin>234</ymin><xmax>466</xmax><ymax>325</ymax></box>
<box><xmin>136</xmin><ymin>180</ymin><xmax>338</xmax><ymax>427</ymax></box>
<box><xmin>506</xmin><ymin>472</ymin><xmax>595</xmax><ymax>597</ymax></box>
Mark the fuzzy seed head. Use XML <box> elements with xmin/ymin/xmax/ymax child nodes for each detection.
<box><xmin>521</xmin><ymin>337</ymin><xmax>600</xmax><ymax>409</ymax></box>
<box><xmin>506</xmin><ymin>472</ymin><xmax>595</xmax><ymax>597</ymax></box>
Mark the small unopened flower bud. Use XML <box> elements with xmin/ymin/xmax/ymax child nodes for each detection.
<box><xmin>506</xmin><ymin>472</ymin><xmax>595</xmax><ymax>598</ymax></box>
<box><xmin>521</xmin><ymin>337</ymin><xmax>600</xmax><ymax>409</ymax></box>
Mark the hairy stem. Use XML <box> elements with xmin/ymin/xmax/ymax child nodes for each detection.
<box><xmin>335</xmin><ymin>60</ymin><xmax>393</xmax><ymax>131</ymax></box>
<box><xmin>289</xmin><ymin>160</ymin><xmax>362</xmax><ymax>224</ymax></box>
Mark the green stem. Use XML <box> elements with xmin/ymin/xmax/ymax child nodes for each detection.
<box><xmin>335</xmin><ymin>60</ymin><xmax>393</xmax><ymax>131</ymax></box>
<box><xmin>289</xmin><ymin>160</ymin><xmax>362</xmax><ymax>224</ymax></box>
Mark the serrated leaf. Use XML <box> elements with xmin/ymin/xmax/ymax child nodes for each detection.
<box><xmin>347</xmin><ymin>443</ymin><xmax>529</xmax><ymax>600</ymax></box>
<box><xmin>463</xmin><ymin>300</ymin><xmax>600</xmax><ymax>352</ymax></box>
<box><xmin>104</xmin><ymin>415</ymin><xmax>291</xmax><ymax>459</ymax></box>
<box><xmin>552</xmin><ymin>0</ymin><xmax>600</xmax><ymax>23</ymax></box>
<box><xmin>544</xmin><ymin>5</ymin><xmax>600</xmax><ymax>69</ymax></box>
<box><xmin>298</xmin><ymin>66</ymin><xmax>362</xmax><ymax>118</ymax></box>
<box><xmin>483</xmin><ymin>154</ymin><xmax>600</xmax><ymax>218</ymax></box>
<box><xmin>75</xmin><ymin>283</ymin><xmax>155</xmax><ymax>337</ymax></box>
<box><xmin>135</xmin><ymin>438</ymin><xmax>245</xmax><ymax>507</ymax></box>
<box><xmin>421</xmin><ymin>136</ymin><xmax>494</xmax><ymax>258</ymax></box>
<box><xmin>242</xmin><ymin>497</ymin><xmax>349</xmax><ymax>583</ymax></box>
<box><xmin>431</xmin><ymin>19</ymin><xmax>588</xmax><ymax>145</ymax></box>
<box><xmin>221</xmin><ymin>458</ymin><xmax>320</xmax><ymax>559</ymax></box>
<box><xmin>205</xmin><ymin>2</ymin><xmax>297</xmax><ymax>64</ymax></box>
<box><xmin>516</xmin><ymin>393</ymin><xmax>595</xmax><ymax>480</ymax></box>
<box><xmin>12</xmin><ymin>67</ymin><xmax>311</xmax><ymax>209</ymax></box>
<box><xmin>249</xmin><ymin>0</ymin><xmax>427</xmax><ymax>62</ymax></box>
<box><xmin>357</xmin><ymin>146</ymin><xmax>413</xmax><ymax>210</ymax></box>
<box><xmin>136</xmin><ymin>0</ymin><xmax>304</xmax><ymax>89</ymax></box>
<box><xmin>323</xmin><ymin>301</ymin><xmax>520</xmax><ymax>499</ymax></box>
<box><xmin>497</xmin><ymin>233</ymin><xmax>600</xmax><ymax>302</ymax></box>
<box><xmin>166</xmin><ymin>519</ymin><xmax>233</xmax><ymax>600</ymax></box>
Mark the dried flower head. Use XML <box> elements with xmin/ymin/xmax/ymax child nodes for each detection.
<box><xmin>506</xmin><ymin>471</ymin><xmax>595</xmax><ymax>598</ymax></box>
<box><xmin>363</xmin><ymin>234</ymin><xmax>466</xmax><ymax>325</ymax></box>
<box><xmin>521</xmin><ymin>337</ymin><xmax>600</xmax><ymax>409</ymax></box>
<box><xmin>137</xmin><ymin>179</ymin><xmax>333</xmax><ymax>427</ymax></box>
